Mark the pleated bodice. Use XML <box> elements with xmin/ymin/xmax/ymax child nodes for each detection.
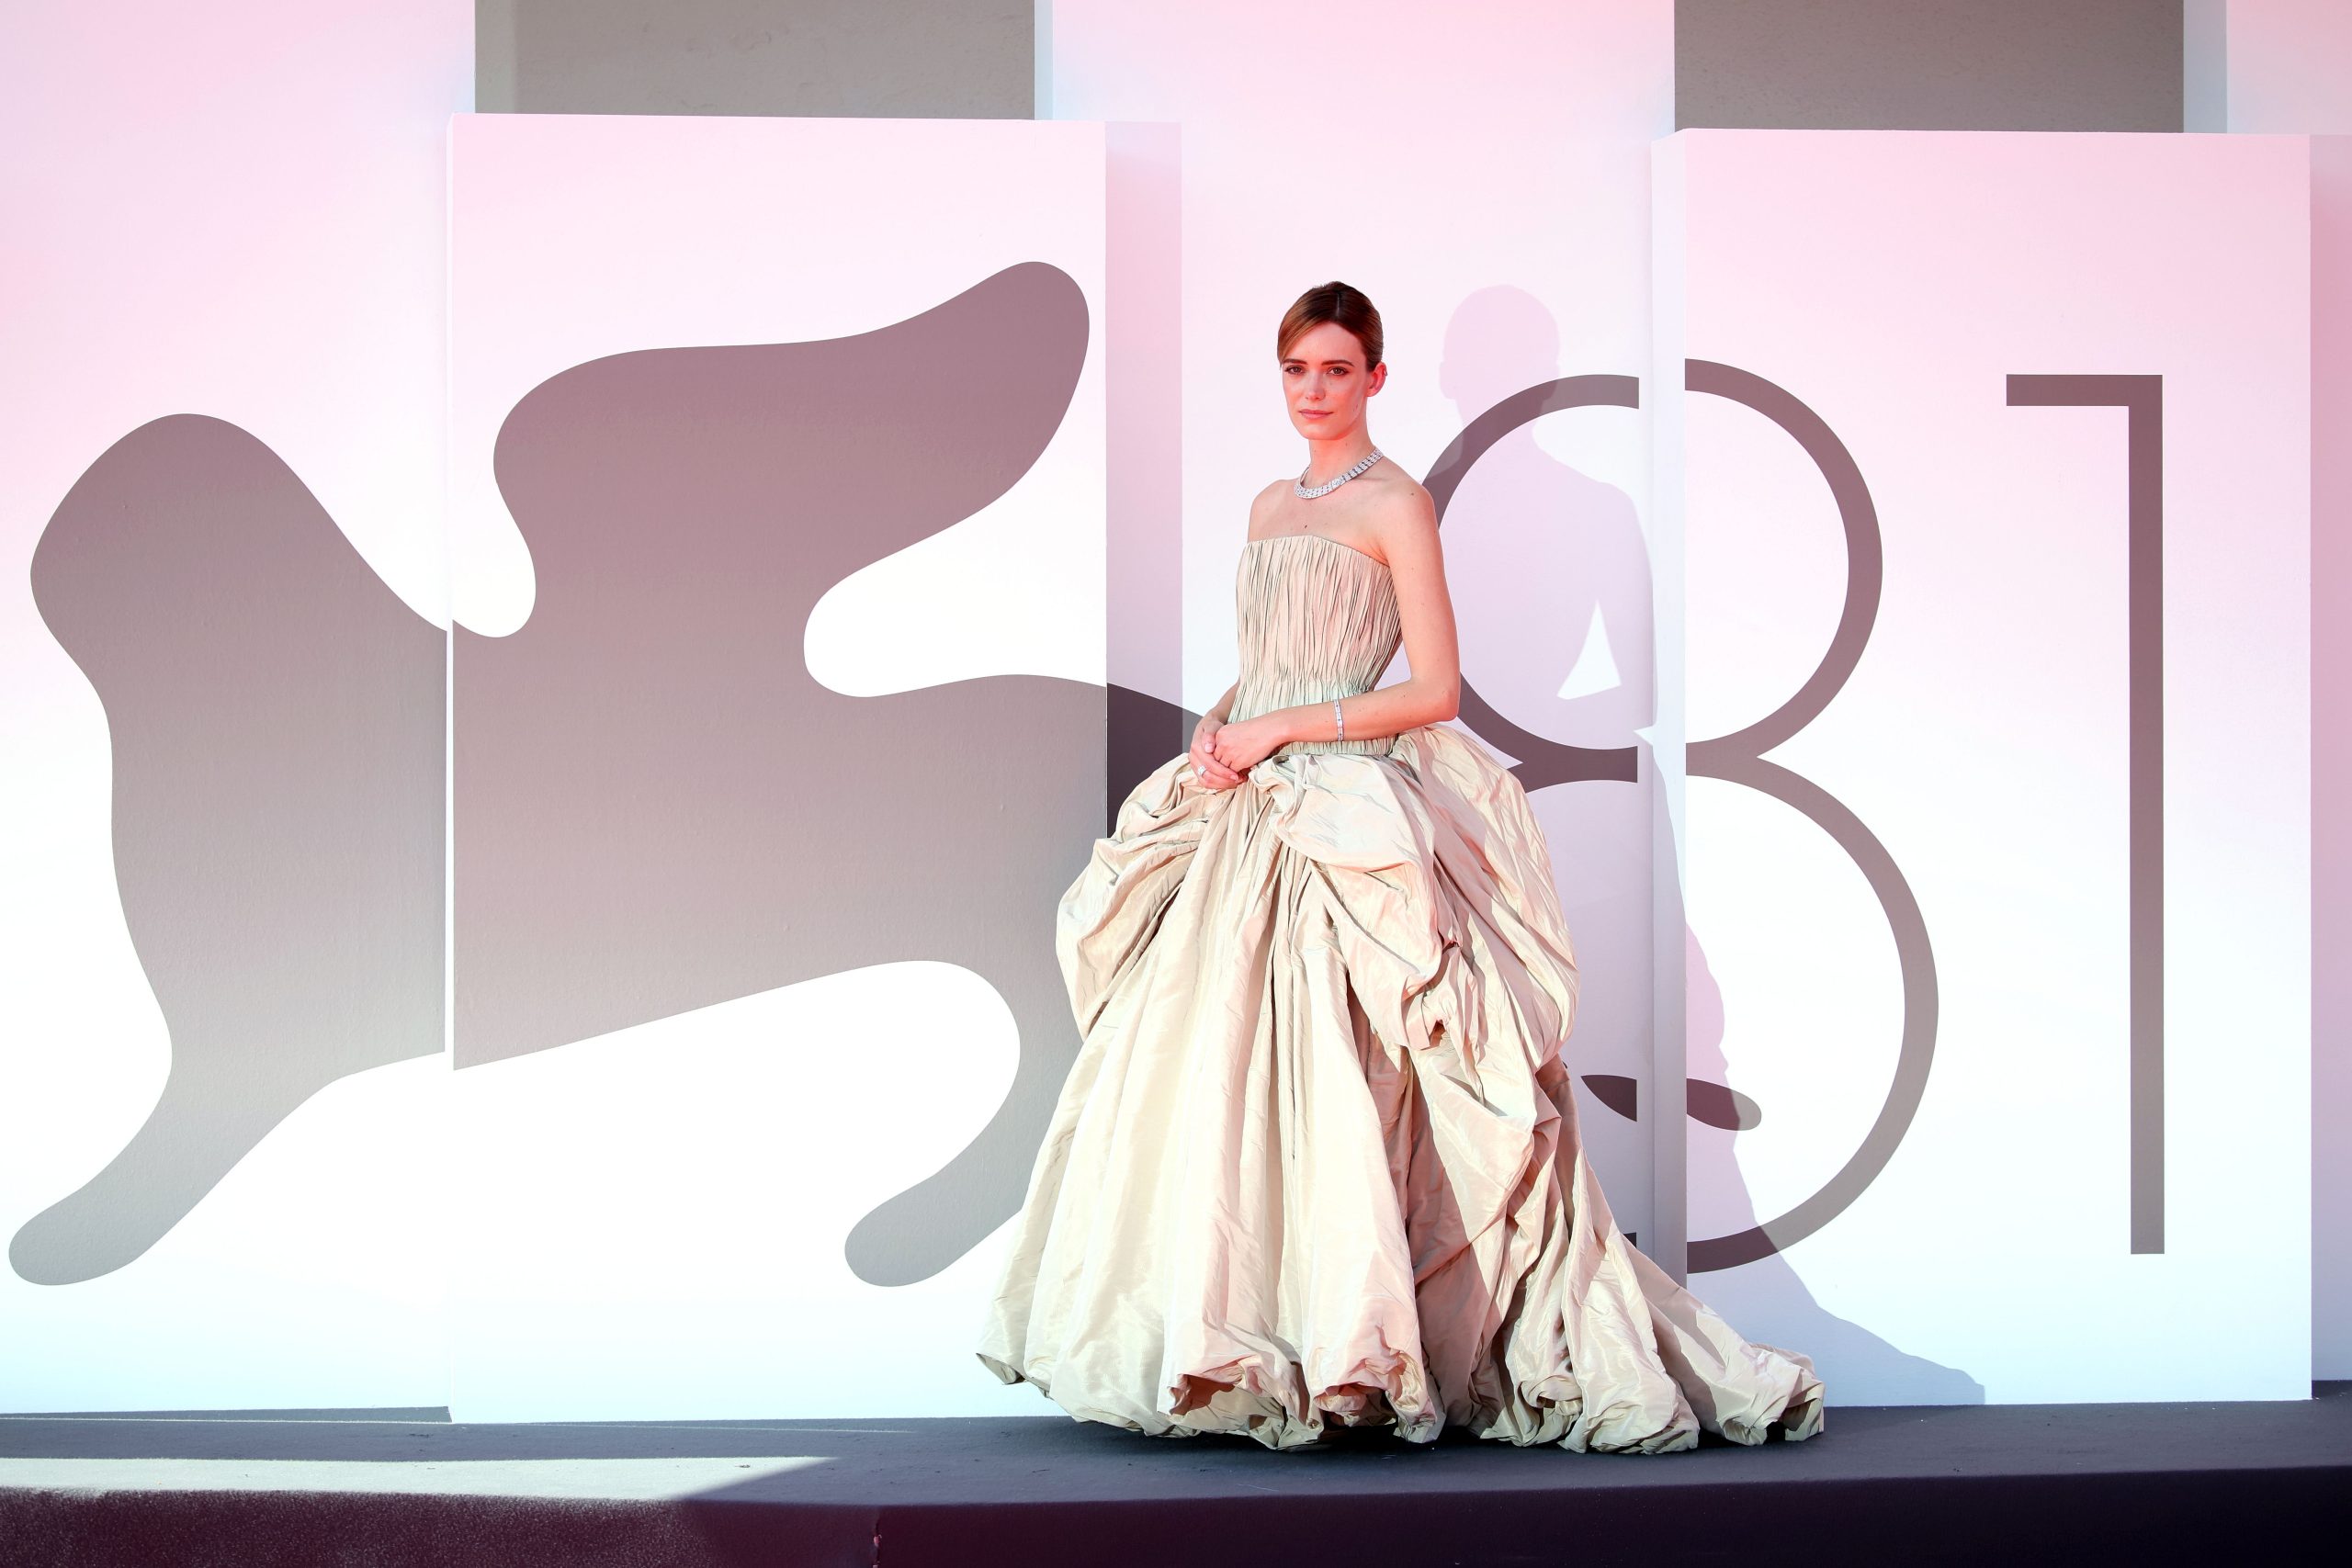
<box><xmin>1228</xmin><ymin>532</ymin><xmax>1401</xmax><ymax>758</ymax></box>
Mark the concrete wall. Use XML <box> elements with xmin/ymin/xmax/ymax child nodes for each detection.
<box><xmin>478</xmin><ymin>0</ymin><xmax>1032</xmax><ymax>116</ymax></box>
<box><xmin>1676</xmin><ymin>0</ymin><xmax>2183</xmax><ymax>130</ymax></box>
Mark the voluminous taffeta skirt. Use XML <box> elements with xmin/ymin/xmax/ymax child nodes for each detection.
<box><xmin>974</xmin><ymin>723</ymin><xmax>1825</xmax><ymax>1453</ymax></box>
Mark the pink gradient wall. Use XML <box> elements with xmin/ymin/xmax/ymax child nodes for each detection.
<box><xmin>2218</xmin><ymin>0</ymin><xmax>2352</xmax><ymax>134</ymax></box>
<box><xmin>1658</xmin><ymin>129</ymin><xmax>2312</xmax><ymax>1403</ymax></box>
<box><xmin>2222</xmin><ymin>0</ymin><xmax>2352</xmax><ymax>1389</ymax></box>
<box><xmin>0</xmin><ymin>3</ymin><xmax>467</xmax><ymax>1413</ymax></box>
<box><xmin>2312</xmin><ymin>135</ymin><xmax>2350</xmax><ymax>1380</ymax></box>
<box><xmin>2</xmin><ymin>0</ymin><xmax>2335</xmax><ymax>1423</ymax></box>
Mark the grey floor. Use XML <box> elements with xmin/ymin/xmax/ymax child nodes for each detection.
<box><xmin>3</xmin><ymin>1388</ymin><xmax>2346</xmax><ymax>1566</ymax></box>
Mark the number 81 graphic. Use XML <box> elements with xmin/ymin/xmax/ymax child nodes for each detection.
<box><xmin>1427</xmin><ymin>363</ymin><xmax>2164</xmax><ymax>1269</ymax></box>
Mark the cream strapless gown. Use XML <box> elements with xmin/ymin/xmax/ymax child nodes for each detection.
<box><xmin>975</xmin><ymin>531</ymin><xmax>1824</xmax><ymax>1452</ymax></box>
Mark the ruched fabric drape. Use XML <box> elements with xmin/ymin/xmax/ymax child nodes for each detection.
<box><xmin>976</xmin><ymin>533</ymin><xmax>1823</xmax><ymax>1452</ymax></box>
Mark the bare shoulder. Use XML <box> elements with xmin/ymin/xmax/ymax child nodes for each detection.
<box><xmin>1361</xmin><ymin>467</ymin><xmax>1441</xmax><ymax>559</ymax></box>
<box><xmin>1244</xmin><ymin>478</ymin><xmax>1291</xmax><ymax>535</ymax></box>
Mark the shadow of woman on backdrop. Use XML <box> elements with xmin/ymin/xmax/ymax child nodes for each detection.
<box><xmin>1434</xmin><ymin>284</ymin><xmax>1981</xmax><ymax>1406</ymax></box>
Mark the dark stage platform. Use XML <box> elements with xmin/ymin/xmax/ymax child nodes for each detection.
<box><xmin>3</xmin><ymin>1386</ymin><xmax>2346</xmax><ymax>1567</ymax></box>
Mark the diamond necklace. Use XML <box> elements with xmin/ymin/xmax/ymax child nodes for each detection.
<box><xmin>1295</xmin><ymin>446</ymin><xmax>1385</xmax><ymax>499</ymax></box>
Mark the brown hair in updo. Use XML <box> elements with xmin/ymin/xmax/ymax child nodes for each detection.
<box><xmin>1277</xmin><ymin>280</ymin><xmax>1385</xmax><ymax>370</ymax></box>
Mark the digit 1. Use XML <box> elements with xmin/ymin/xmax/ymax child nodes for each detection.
<box><xmin>2007</xmin><ymin>374</ymin><xmax>2164</xmax><ymax>1255</ymax></box>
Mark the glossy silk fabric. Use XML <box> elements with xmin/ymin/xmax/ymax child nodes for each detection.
<box><xmin>975</xmin><ymin>531</ymin><xmax>1824</xmax><ymax>1452</ymax></box>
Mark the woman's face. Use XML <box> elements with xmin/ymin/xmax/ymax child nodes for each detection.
<box><xmin>1280</xmin><ymin>321</ymin><xmax>1386</xmax><ymax>440</ymax></box>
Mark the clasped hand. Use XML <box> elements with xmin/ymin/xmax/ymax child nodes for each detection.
<box><xmin>1189</xmin><ymin>714</ymin><xmax>1285</xmax><ymax>790</ymax></box>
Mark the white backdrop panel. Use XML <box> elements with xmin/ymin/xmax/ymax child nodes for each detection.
<box><xmin>0</xmin><ymin>1</ymin><xmax>466</xmax><ymax>1416</ymax></box>
<box><xmin>447</xmin><ymin>113</ymin><xmax>1106</xmax><ymax>1421</ymax></box>
<box><xmin>1659</xmin><ymin>129</ymin><xmax>2312</xmax><ymax>1404</ymax></box>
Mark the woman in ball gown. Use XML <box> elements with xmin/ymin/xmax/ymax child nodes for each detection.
<box><xmin>975</xmin><ymin>282</ymin><xmax>1823</xmax><ymax>1454</ymax></box>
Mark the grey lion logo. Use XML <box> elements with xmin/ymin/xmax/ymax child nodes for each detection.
<box><xmin>19</xmin><ymin>275</ymin><xmax>1977</xmax><ymax>1292</ymax></box>
<box><xmin>18</xmin><ymin>263</ymin><xmax>1098</xmax><ymax>1289</ymax></box>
